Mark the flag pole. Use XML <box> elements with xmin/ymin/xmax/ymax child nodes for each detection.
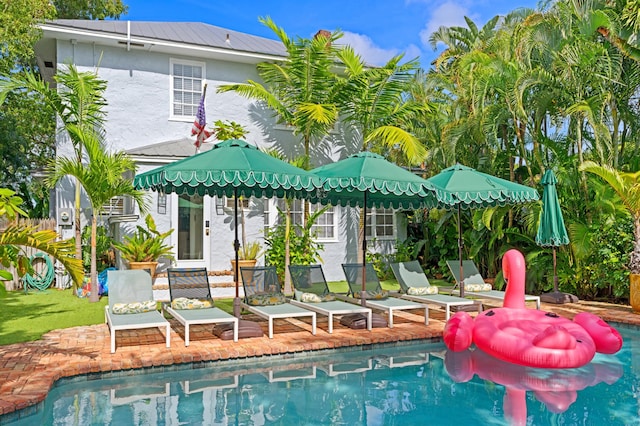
<box><xmin>193</xmin><ymin>83</ymin><xmax>209</xmax><ymax>155</ymax></box>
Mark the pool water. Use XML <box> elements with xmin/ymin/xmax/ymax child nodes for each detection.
<box><xmin>4</xmin><ymin>325</ymin><xmax>640</xmax><ymax>425</ymax></box>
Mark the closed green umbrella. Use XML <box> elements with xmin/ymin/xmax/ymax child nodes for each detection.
<box><xmin>426</xmin><ymin>164</ymin><xmax>539</xmax><ymax>297</ymax></box>
<box><xmin>535</xmin><ymin>169</ymin><xmax>577</xmax><ymax>304</ymax></box>
<box><xmin>310</xmin><ymin>152</ymin><xmax>438</xmax><ymax>306</ymax></box>
<box><xmin>134</xmin><ymin>139</ymin><xmax>322</xmax><ymax>316</ymax></box>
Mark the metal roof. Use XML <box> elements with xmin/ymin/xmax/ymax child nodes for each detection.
<box><xmin>45</xmin><ymin>19</ymin><xmax>287</xmax><ymax>58</ymax></box>
<box><xmin>126</xmin><ymin>137</ymin><xmax>213</xmax><ymax>159</ymax></box>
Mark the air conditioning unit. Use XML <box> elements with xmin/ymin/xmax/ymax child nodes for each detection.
<box><xmin>58</xmin><ymin>208</ymin><xmax>73</xmax><ymax>226</ymax></box>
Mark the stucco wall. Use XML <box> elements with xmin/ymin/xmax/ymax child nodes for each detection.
<box><xmin>52</xmin><ymin>37</ymin><xmax>402</xmax><ymax>282</ymax></box>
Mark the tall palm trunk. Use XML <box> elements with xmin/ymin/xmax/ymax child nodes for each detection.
<box><xmin>75</xmin><ymin>183</ymin><xmax>82</xmax><ymax>261</ymax></box>
<box><xmin>283</xmin><ymin>201</ymin><xmax>292</xmax><ymax>294</ymax></box>
<box><xmin>89</xmin><ymin>213</ymin><xmax>99</xmax><ymax>302</ymax></box>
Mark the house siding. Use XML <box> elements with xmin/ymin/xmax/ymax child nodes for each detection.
<box><xmin>42</xmin><ymin>22</ymin><xmax>401</xmax><ymax>283</ymax></box>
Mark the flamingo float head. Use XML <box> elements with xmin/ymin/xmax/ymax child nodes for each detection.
<box><xmin>502</xmin><ymin>249</ymin><xmax>527</xmax><ymax>309</ymax></box>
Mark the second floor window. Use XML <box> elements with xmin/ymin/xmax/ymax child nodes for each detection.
<box><xmin>171</xmin><ymin>59</ymin><xmax>204</xmax><ymax>119</ymax></box>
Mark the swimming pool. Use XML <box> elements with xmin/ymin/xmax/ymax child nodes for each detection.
<box><xmin>3</xmin><ymin>325</ymin><xmax>639</xmax><ymax>425</ymax></box>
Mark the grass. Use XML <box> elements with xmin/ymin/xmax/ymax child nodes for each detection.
<box><xmin>0</xmin><ymin>288</ymin><xmax>108</xmax><ymax>346</ymax></box>
<box><xmin>0</xmin><ymin>277</ymin><xmax>433</xmax><ymax>346</ymax></box>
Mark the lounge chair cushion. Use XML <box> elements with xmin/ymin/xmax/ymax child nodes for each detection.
<box><xmin>407</xmin><ymin>286</ymin><xmax>439</xmax><ymax>296</ymax></box>
<box><xmin>112</xmin><ymin>300</ymin><xmax>157</xmax><ymax>314</ymax></box>
<box><xmin>465</xmin><ymin>283</ymin><xmax>493</xmax><ymax>292</ymax></box>
<box><xmin>170</xmin><ymin>297</ymin><xmax>214</xmax><ymax>310</ymax></box>
<box><xmin>246</xmin><ymin>292</ymin><xmax>287</xmax><ymax>306</ymax></box>
<box><xmin>294</xmin><ymin>290</ymin><xmax>336</xmax><ymax>303</ymax></box>
<box><xmin>340</xmin><ymin>313</ymin><xmax>388</xmax><ymax>329</ymax></box>
<box><xmin>213</xmin><ymin>320</ymin><xmax>263</xmax><ymax>340</ymax></box>
<box><xmin>353</xmin><ymin>289</ymin><xmax>389</xmax><ymax>300</ymax></box>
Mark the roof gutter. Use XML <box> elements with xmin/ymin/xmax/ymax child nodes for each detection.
<box><xmin>39</xmin><ymin>23</ymin><xmax>287</xmax><ymax>63</ymax></box>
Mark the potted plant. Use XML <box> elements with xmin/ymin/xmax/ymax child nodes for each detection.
<box><xmin>114</xmin><ymin>214</ymin><xmax>174</xmax><ymax>279</ymax></box>
<box><xmin>231</xmin><ymin>241</ymin><xmax>262</xmax><ymax>277</ymax></box>
<box><xmin>580</xmin><ymin>161</ymin><xmax>640</xmax><ymax>311</ymax></box>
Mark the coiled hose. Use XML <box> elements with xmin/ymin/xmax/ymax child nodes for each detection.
<box><xmin>24</xmin><ymin>252</ymin><xmax>54</xmax><ymax>291</ymax></box>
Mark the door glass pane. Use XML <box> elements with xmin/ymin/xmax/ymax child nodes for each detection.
<box><xmin>178</xmin><ymin>194</ymin><xmax>203</xmax><ymax>260</ymax></box>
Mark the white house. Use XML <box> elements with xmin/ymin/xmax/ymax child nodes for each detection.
<box><xmin>34</xmin><ymin>20</ymin><xmax>405</xmax><ymax>282</ymax></box>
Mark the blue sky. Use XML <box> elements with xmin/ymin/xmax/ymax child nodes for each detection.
<box><xmin>122</xmin><ymin>0</ymin><xmax>539</xmax><ymax>67</ymax></box>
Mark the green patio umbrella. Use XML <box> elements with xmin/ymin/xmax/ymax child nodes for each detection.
<box><xmin>310</xmin><ymin>152</ymin><xmax>438</xmax><ymax>306</ymax></box>
<box><xmin>134</xmin><ymin>139</ymin><xmax>322</xmax><ymax>316</ymax></box>
<box><xmin>535</xmin><ymin>169</ymin><xmax>577</xmax><ymax>304</ymax></box>
<box><xmin>426</xmin><ymin>164</ymin><xmax>539</xmax><ymax>297</ymax></box>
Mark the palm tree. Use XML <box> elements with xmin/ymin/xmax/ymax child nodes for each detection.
<box><xmin>0</xmin><ymin>188</ymin><xmax>84</xmax><ymax>289</ymax></box>
<box><xmin>218</xmin><ymin>16</ymin><xmax>339</xmax><ymax>169</ymax></box>
<box><xmin>46</xmin><ymin>133</ymin><xmax>148</xmax><ymax>302</ymax></box>
<box><xmin>0</xmin><ymin>65</ymin><xmax>108</xmax><ymax>261</ymax></box>
<box><xmin>580</xmin><ymin>161</ymin><xmax>640</xmax><ymax>274</ymax></box>
<box><xmin>335</xmin><ymin>48</ymin><xmax>430</xmax><ymax>164</ymax></box>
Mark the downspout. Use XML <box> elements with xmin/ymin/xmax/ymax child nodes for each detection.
<box><xmin>127</xmin><ymin>20</ymin><xmax>131</xmax><ymax>51</ymax></box>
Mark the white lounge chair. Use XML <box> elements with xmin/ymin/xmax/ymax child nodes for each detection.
<box><xmin>105</xmin><ymin>269</ymin><xmax>170</xmax><ymax>353</ymax></box>
<box><xmin>446</xmin><ymin>259</ymin><xmax>541</xmax><ymax>309</ymax></box>
<box><xmin>288</xmin><ymin>264</ymin><xmax>372</xmax><ymax>333</ymax></box>
<box><xmin>341</xmin><ymin>263</ymin><xmax>429</xmax><ymax>328</ymax></box>
<box><xmin>390</xmin><ymin>261</ymin><xmax>481</xmax><ymax>320</ymax></box>
<box><xmin>240</xmin><ymin>266</ymin><xmax>317</xmax><ymax>339</ymax></box>
<box><xmin>164</xmin><ymin>267</ymin><xmax>239</xmax><ymax>344</ymax></box>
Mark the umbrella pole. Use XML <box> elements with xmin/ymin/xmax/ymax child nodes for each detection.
<box><xmin>540</xmin><ymin>245</ymin><xmax>579</xmax><ymax>304</ymax></box>
<box><xmin>553</xmin><ymin>247</ymin><xmax>558</xmax><ymax>293</ymax></box>
<box><xmin>361</xmin><ymin>193</ymin><xmax>367</xmax><ymax>307</ymax></box>
<box><xmin>233</xmin><ymin>187</ymin><xmax>242</xmax><ymax>318</ymax></box>
<box><xmin>458</xmin><ymin>204</ymin><xmax>465</xmax><ymax>298</ymax></box>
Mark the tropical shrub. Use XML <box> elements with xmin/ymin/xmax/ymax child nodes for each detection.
<box><xmin>81</xmin><ymin>225</ymin><xmax>115</xmax><ymax>273</ymax></box>
<box><xmin>264</xmin><ymin>208</ymin><xmax>324</xmax><ymax>282</ymax></box>
<box><xmin>568</xmin><ymin>218</ymin><xmax>633</xmax><ymax>301</ymax></box>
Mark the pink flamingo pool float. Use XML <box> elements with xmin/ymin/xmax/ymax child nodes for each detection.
<box><xmin>443</xmin><ymin>249</ymin><xmax>622</xmax><ymax>368</ymax></box>
<box><xmin>444</xmin><ymin>347</ymin><xmax>622</xmax><ymax>425</ymax></box>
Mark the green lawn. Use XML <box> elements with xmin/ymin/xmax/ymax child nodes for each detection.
<box><xmin>0</xmin><ymin>288</ymin><xmax>109</xmax><ymax>345</ymax></box>
<box><xmin>0</xmin><ymin>277</ymin><xmax>431</xmax><ymax>346</ymax></box>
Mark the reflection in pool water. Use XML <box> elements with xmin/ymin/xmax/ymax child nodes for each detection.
<box><xmin>3</xmin><ymin>325</ymin><xmax>640</xmax><ymax>425</ymax></box>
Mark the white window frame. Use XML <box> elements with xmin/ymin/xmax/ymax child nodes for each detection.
<box><xmin>271</xmin><ymin>199</ymin><xmax>338</xmax><ymax>242</ymax></box>
<box><xmin>170</xmin><ymin>58</ymin><xmax>206</xmax><ymax>121</ymax></box>
<box><xmin>309</xmin><ymin>203</ymin><xmax>337</xmax><ymax>242</ymax></box>
<box><xmin>366</xmin><ymin>207</ymin><xmax>396</xmax><ymax>240</ymax></box>
<box><xmin>224</xmin><ymin>196</ymin><xmax>250</xmax><ymax>210</ymax></box>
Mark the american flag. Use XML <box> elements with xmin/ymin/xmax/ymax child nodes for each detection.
<box><xmin>191</xmin><ymin>92</ymin><xmax>212</xmax><ymax>150</ymax></box>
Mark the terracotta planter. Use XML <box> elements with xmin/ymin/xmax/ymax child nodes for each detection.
<box><xmin>230</xmin><ymin>259</ymin><xmax>257</xmax><ymax>280</ymax></box>
<box><xmin>630</xmin><ymin>273</ymin><xmax>640</xmax><ymax>313</ymax></box>
<box><xmin>128</xmin><ymin>261</ymin><xmax>159</xmax><ymax>282</ymax></box>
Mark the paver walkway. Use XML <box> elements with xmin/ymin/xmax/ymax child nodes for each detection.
<box><xmin>0</xmin><ymin>299</ymin><xmax>637</xmax><ymax>417</ymax></box>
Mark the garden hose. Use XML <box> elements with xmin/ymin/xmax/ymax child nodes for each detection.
<box><xmin>24</xmin><ymin>252</ymin><xmax>55</xmax><ymax>291</ymax></box>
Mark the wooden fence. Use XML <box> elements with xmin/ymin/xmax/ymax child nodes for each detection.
<box><xmin>2</xmin><ymin>218</ymin><xmax>61</xmax><ymax>291</ymax></box>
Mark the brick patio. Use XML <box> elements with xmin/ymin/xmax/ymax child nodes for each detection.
<box><xmin>0</xmin><ymin>299</ymin><xmax>637</xmax><ymax>417</ymax></box>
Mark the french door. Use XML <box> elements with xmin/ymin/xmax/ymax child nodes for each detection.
<box><xmin>171</xmin><ymin>193</ymin><xmax>211</xmax><ymax>268</ymax></box>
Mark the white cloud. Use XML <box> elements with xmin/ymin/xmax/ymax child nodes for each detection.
<box><xmin>340</xmin><ymin>31</ymin><xmax>422</xmax><ymax>67</ymax></box>
<box><xmin>419</xmin><ymin>2</ymin><xmax>472</xmax><ymax>48</ymax></box>
<box><xmin>340</xmin><ymin>31</ymin><xmax>399</xmax><ymax>66</ymax></box>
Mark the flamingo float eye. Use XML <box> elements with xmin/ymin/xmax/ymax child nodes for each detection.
<box><xmin>486</xmin><ymin>311</ymin><xmax>496</xmax><ymax>317</ymax></box>
<box><xmin>545</xmin><ymin>312</ymin><xmax>559</xmax><ymax>318</ymax></box>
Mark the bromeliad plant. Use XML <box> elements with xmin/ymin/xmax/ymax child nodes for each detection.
<box><xmin>239</xmin><ymin>240</ymin><xmax>262</xmax><ymax>260</ymax></box>
<box><xmin>114</xmin><ymin>214</ymin><xmax>175</xmax><ymax>263</ymax></box>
